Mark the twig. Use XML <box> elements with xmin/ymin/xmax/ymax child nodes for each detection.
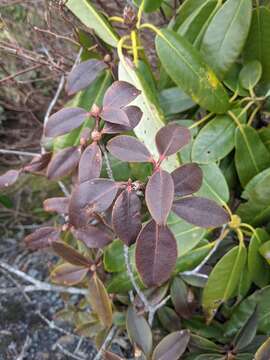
<box><xmin>0</xmin><ymin>149</ymin><xmax>39</xmax><ymax>157</ymax></box>
<box><xmin>16</xmin><ymin>336</ymin><xmax>31</xmax><ymax>360</ymax></box>
<box><xmin>93</xmin><ymin>325</ymin><xmax>118</xmax><ymax>360</ymax></box>
<box><xmin>100</xmin><ymin>143</ymin><xmax>114</xmax><ymax>181</ymax></box>
<box><xmin>0</xmin><ymin>64</ymin><xmax>42</xmax><ymax>84</ymax></box>
<box><xmin>33</xmin><ymin>26</ymin><xmax>81</xmax><ymax>47</ymax></box>
<box><xmin>0</xmin><ymin>261</ymin><xmax>88</xmax><ymax>296</ymax></box>
<box><xmin>54</xmin><ymin>343</ymin><xmax>86</xmax><ymax>360</ymax></box>
<box><xmin>148</xmin><ymin>295</ymin><xmax>171</xmax><ymax>326</ymax></box>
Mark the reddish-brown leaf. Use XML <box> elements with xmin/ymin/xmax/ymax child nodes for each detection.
<box><xmin>69</xmin><ymin>179</ymin><xmax>118</xmax><ymax>228</ymax></box>
<box><xmin>172</xmin><ymin>196</ymin><xmax>230</xmax><ymax>228</ymax></box>
<box><xmin>145</xmin><ymin>169</ymin><xmax>174</xmax><ymax>225</ymax></box>
<box><xmin>78</xmin><ymin>142</ymin><xmax>102</xmax><ymax>183</ymax></box>
<box><xmin>103</xmin><ymin>106</ymin><xmax>142</xmax><ymax>134</ymax></box>
<box><xmin>51</xmin><ymin>263</ymin><xmax>88</xmax><ymax>286</ymax></box>
<box><xmin>171</xmin><ymin>163</ymin><xmax>203</xmax><ymax>196</ymax></box>
<box><xmin>43</xmin><ymin>197</ymin><xmax>69</xmax><ymax>214</ymax></box>
<box><xmin>112</xmin><ymin>189</ymin><xmax>142</xmax><ymax>246</ymax></box>
<box><xmin>107</xmin><ymin>135</ymin><xmax>152</xmax><ymax>163</ymax></box>
<box><xmin>135</xmin><ymin>220</ymin><xmax>177</xmax><ymax>287</ymax></box>
<box><xmin>0</xmin><ymin>169</ymin><xmax>20</xmax><ymax>189</ymax></box>
<box><xmin>47</xmin><ymin>146</ymin><xmax>81</xmax><ymax>180</ymax></box>
<box><xmin>103</xmin><ymin>81</ymin><xmax>141</xmax><ymax>108</ymax></box>
<box><xmin>23</xmin><ymin>153</ymin><xmax>52</xmax><ymax>173</ymax></box>
<box><xmin>44</xmin><ymin>108</ymin><xmax>88</xmax><ymax>138</ymax></box>
<box><xmin>72</xmin><ymin>225</ymin><xmax>112</xmax><ymax>248</ymax></box>
<box><xmin>52</xmin><ymin>241</ymin><xmax>91</xmax><ymax>267</ymax></box>
<box><xmin>152</xmin><ymin>330</ymin><xmax>190</xmax><ymax>360</ymax></box>
<box><xmin>24</xmin><ymin>227</ymin><xmax>60</xmax><ymax>250</ymax></box>
<box><xmin>100</xmin><ymin>107</ymin><xmax>130</xmax><ymax>126</ymax></box>
<box><xmin>66</xmin><ymin>59</ymin><xmax>106</xmax><ymax>95</ymax></box>
<box><xmin>103</xmin><ymin>351</ymin><xmax>124</xmax><ymax>360</ymax></box>
<box><xmin>155</xmin><ymin>124</ymin><xmax>191</xmax><ymax>157</ymax></box>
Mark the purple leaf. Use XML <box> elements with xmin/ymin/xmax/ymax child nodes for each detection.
<box><xmin>43</xmin><ymin>197</ymin><xmax>69</xmax><ymax>215</ymax></box>
<box><xmin>0</xmin><ymin>169</ymin><xmax>20</xmax><ymax>189</ymax></box>
<box><xmin>103</xmin><ymin>106</ymin><xmax>142</xmax><ymax>134</ymax></box>
<box><xmin>172</xmin><ymin>196</ymin><xmax>230</xmax><ymax>228</ymax></box>
<box><xmin>100</xmin><ymin>107</ymin><xmax>130</xmax><ymax>126</ymax></box>
<box><xmin>107</xmin><ymin>135</ymin><xmax>152</xmax><ymax>163</ymax></box>
<box><xmin>112</xmin><ymin>189</ymin><xmax>142</xmax><ymax>246</ymax></box>
<box><xmin>23</xmin><ymin>153</ymin><xmax>52</xmax><ymax>173</ymax></box>
<box><xmin>103</xmin><ymin>81</ymin><xmax>141</xmax><ymax>108</ymax></box>
<box><xmin>51</xmin><ymin>263</ymin><xmax>88</xmax><ymax>286</ymax></box>
<box><xmin>47</xmin><ymin>146</ymin><xmax>81</xmax><ymax>180</ymax></box>
<box><xmin>44</xmin><ymin>108</ymin><xmax>88</xmax><ymax>138</ymax></box>
<box><xmin>155</xmin><ymin>124</ymin><xmax>191</xmax><ymax>157</ymax></box>
<box><xmin>72</xmin><ymin>225</ymin><xmax>112</xmax><ymax>248</ymax></box>
<box><xmin>145</xmin><ymin>169</ymin><xmax>174</xmax><ymax>225</ymax></box>
<box><xmin>135</xmin><ymin>219</ymin><xmax>177</xmax><ymax>287</ymax></box>
<box><xmin>24</xmin><ymin>227</ymin><xmax>60</xmax><ymax>250</ymax></box>
<box><xmin>69</xmin><ymin>179</ymin><xmax>118</xmax><ymax>228</ymax></box>
<box><xmin>171</xmin><ymin>163</ymin><xmax>203</xmax><ymax>196</ymax></box>
<box><xmin>78</xmin><ymin>142</ymin><xmax>102</xmax><ymax>183</ymax></box>
<box><xmin>52</xmin><ymin>241</ymin><xmax>91</xmax><ymax>267</ymax></box>
<box><xmin>66</xmin><ymin>59</ymin><xmax>107</xmax><ymax>95</ymax></box>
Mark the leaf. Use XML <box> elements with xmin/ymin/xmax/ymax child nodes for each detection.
<box><xmin>223</xmin><ymin>63</ymin><xmax>249</xmax><ymax>96</ymax></box>
<box><xmin>24</xmin><ymin>227</ymin><xmax>60</xmax><ymax>250</ymax></box>
<box><xmin>157</xmin><ymin>306</ymin><xmax>182</xmax><ymax>332</ymax></box>
<box><xmin>78</xmin><ymin>142</ymin><xmax>102</xmax><ymax>183</ymax></box>
<box><xmin>202</xmin><ymin>244</ymin><xmax>247</xmax><ymax>321</ymax></box>
<box><xmin>145</xmin><ymin>169</ymin><xmax>174</xmax><ymax>225</ymax></box>
<box><xmin>66</xmin><ymin>0</ymin><xmax>119</xmax><ymax>47</ymax></box>
<box><xmin>192</xmin><ymin>114</ymin><xmax>237</xmax><ymax>164</ymax></box>
<box><xmin>103</xmin><ymin>240</ymin><xmax>133</xmax><ymax>273</ymax></box>
<box><xmin>126</xmin><ymin>306</ymin><xmax>152</xmax><ymax>357</ymax></box>
<box><xmin>43</xmin><ymin>197</ymin><xmax>69</xmax><ymax>215</ymax></box>
<box><xmin>233</xmin><ymin>307</ymin><xmax>258</xmax><ymax>351</ymax></box>
<box><xmin>239</xmin><ymin>60</ymin><xmax>262</xmax><ymax>90</ymax></box>
<box><xmin>23</xmin><ymin>153</ymin><xmax>52</xmax><ymax>173</ymax></box>
<box><xmin>112</xmin><ymin>190</ymin><xmax>141</xmax><ymax>246</ymax></box>
<box><xmin>172</xmin><ymin>163</ymin><xmax>202</xmax><ymax>196</ymax></box>
<box><xmin>103</xmin><ymin>352</ymin><xmax>124</xmax><ymax>360</ymax></box>
<box><xmin>101</xmin><ymin>107</ymin><xmax>132</xmax><ymax>126</ymax></box>
<box><xmin>103</xmin><ymin>106</ymin><xmax>142</xmax><ymax>134</ymax></box>
<box><xmin>243</xmin><ymin>6</ymin><xmax>270</xmax><ymax>92</ymax></box>
<box><xmin>259</xmin><ymin>241</ymin><xmax>270</xmax><ymax>265</ymax></box>
<box><xmin>159</xmin><ymin>87</ymin><xmax>194</xmax><ymax>116</ymax></box>
<box><xmin>107</xmin><ymin>135</ymin><xmax>152</xmax><ymax>163</ymax></box>
<box><xmin>235</xmin><ymin>124</ymin><xmax>270</xmax><ymax>187</ymax></box>
<box><xmin>69</xmin><ymin>179</ymin><xmax>118</xmax><ymax>228</ymax></box>
<box><xmin>88</xmin><ymin>273</ymin><xmax>113</xmax><ymax>327</ymax></box>
<box><xmin>172</xmin><ymin>196</ymin><xmax>230</xmax><ymax>228</ymax></box>
<box><xmin>255</xmin><ymin>337</ymin><xmax>270</xmax><ymax>360</ymax></box>
<box><xmin>189</xmin><ymin>334</ymin><xmax>223</xmax><ymax>353</ymax></box>
<box><xmin>72</xmin><ymin>225</ymin><xmax>112</xmax><ymax>249</ymax></box>
<box><xmin>248</xmin><ymin>228</ymin><xmax>270</xmax><ymax>288</ymax></box>
<box><xmin>103</xmin><ymin>81</ymin><xmax>141</xmax><ymax>108</ymax></box>
<box><xmin>47</xmin><ymin>146</ymin><xmax>81</xmax><ymax>180</ymax></box>
<box><xmin>0</xmin><ymin>169</ymin><xmax>20</xmax><ymax>189</ymax></box>
<box><xmin>66</xmin><ymin>59</ymin><xmax>107</xmax><ymax>95</ymax></box>
<box><xmin>152</xmin><ymin>330</ymin><xmax>190</xmax><ymax>360</ymax></box>
<box><xmin>135</xmin><ymin>219</ymin><xmax>177</xmax><ymax>287</ymax></box>
<box><xmin>52</xmin><ymin>241</ymin><xmax>91</xmax><ymax>267</ymax></box>
<box><xmin>171</xmin><ymin>276</ymin><xmax>193</xmax><ymax>319</ymax></box>
<box><xmin>155</xmin><ymin>29</ymin><xmax>230</xmax><ymax>114</ymax></box>
<box><xmin>201</xmin><ymin>0</ymin><xmax>252</xmax><ymax>78</ymax></box>
<box><xmin>119</xmin><ymin>58</ymin><xmax>180</xmax><ymax>172</ymax></box>
<box><xmin>51</xmin><ymin>263</ymin><xmax>88</xmax><ymax>286</ymax></box>
<box><xmin>106</xmin><ymin>270</ymin><xmax>142</xmax><ymax>294</ymax></box>
<box><xmin>135</xmin><ymin>0</ymin><xmax>164</xmax><ymax>13</ymax></box>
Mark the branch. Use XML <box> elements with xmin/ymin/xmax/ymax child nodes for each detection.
<box><xmin>0</xmin><ymin>149</ymin><xmax>39</xmax><ymax>157</ymax></box>
<box><xmin>100</xmin><ymin>143</ymin><xmax>114</xmax><ymax>181</ymax></box>
<box><xmin>0</xmin><ymin>261</ymin><xmax>88</xmax><ymax>296</ymax></box>
<box><xmin>93</xmin><ymin>325</ymin><xmax>118</xmax><ymax>360</ymax></box>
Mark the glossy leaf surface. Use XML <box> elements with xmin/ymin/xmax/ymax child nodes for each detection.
<box><xmin>78</xmin><ymin>142</ymin><xmax>102</xmax><ymax>183</ymax></box>
<box><xmin>172</xmin><ymin>163</ymin><xmax>203</xmax><ymax>196</ymax></box>
<box><xmin>72</xmin><ymin>225</ymin><xmax>112</xmax><ymax>249</ymax></box>
<box><xmin>47</xmin><ymin>146</ymin><xmax>81</xmax><ymax>180</ymax></box>
<box><xmin>239</xmin><ymin>60</ymin><xmax>262</xmax><ymax>90</ymax></box>
<box><xmin>24</xmin><ymin>227</ymin><xmax>60</xmax><ymax>250</ymax></box>
<box><xmin>43</xmin><ymin>197</ymin><xmax>69</xmax><ymax>215</ymax></box>
<box><xmin>103</xmin><ymin>81</ymin><xmax>141</xmax><ymax>108</ymax></box>
<box><xmin>51</xmin><ymin>263</ymin><xmax>88</xmax><ymax>286</ymax></box>
<box><xmin>152</xmin><ymin>330</ymin><xmax>190</xmax><ymax>360</ymax></box>
<box><xmin>52</xmin><ymin>241</ymin><xmax>91</xmax><ymax>267</ymax></box>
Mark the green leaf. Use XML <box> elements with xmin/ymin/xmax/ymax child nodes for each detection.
<box><xmin>201</xmin><ymin>0</ymin><xmax>252</xmax><ymax>78</ymax></box>
<box><xmin>248</xmin><ymin>228</ymin><xmax>270</xmax><ymax>287</ymax></box>
<box><xmin>196</xmin><ymin>163</ymin><xmax>229</xmax><ymax>205</ymax></box>
<box><xmin>239</xmin><ymin>60</ymin><xmax>262</xmax><ymax>90</ymax></box>
<box><xmin>159</xmin><ymin>87</ymin><xmax>194</xmax><ymax>116</ymax></box>
<box><xmin>259</xmin><ymin>126</ymin><xmax>270</xmax><ymax>152</ymax></box>
<box><xmin>135</xmin><ymin>0</ymin><xmax>163</xmax><ymax>12</ymax></box>
<box><xmin>168</xmin><ymin>212</ymin><xmax>206</xmax><ymax>256</ymax></box>
<box><xmin>255</xmin><ymin>337</ymin><xmax>270</xmax><ymax>360</ymax></box>
<box><xmin>182</xmin><ymin>316</ymin><xmax>223</xmax><ymax>340</ymax></box>
<box><xmin>126</xmin><ymin>306</ymin><xmax>152</xmax><ymax>357</ymax></box>
<box><xmin>189</xmin><ymin>334</ymin><xmax>223</xmax><ymax>353</ymax></box>
<box><xmin>0</xmin><ymin>194</ymin><xmax>12</xmax><ymax>208</ymax></box>
<box><xmin>119</xmin><ymin>59</ymin><xmax>180</xmax><ymax>172</ymax></box>
<box><xmin>202</xmin><ymin>244</ymin><xmax>247</xmax><ymax>321</ymax></box>
<box><xmin>54</xmin><ymin>71</ymin><xmax>112</xmax><ymax>151</ymax></box>
<box><xmin>103</xmin><ymin>240</ymin><xmax>135</xmax><ymax>273</ymax></box>
<box><xmin>66</xmin><ymin>0</ymin><xmax>119</xmax><ymax>47</ymax></box>
<box><xmin>259</xmin><ymin>241</ymin><xmax>270</xmax><ymax>265</ymax></box>
<box><xmin>235</xmin><ymin>124</ymin><xmax>270</xmax><ymax>187</ymax></box>
<box><xmin>223</xmin><ymin>63</ymin><xmax>249</xmax><ymax>97</ymax></box>
<box><xmin>157</xmin><ymin>306</ymin><xmax>182</xmax><ymax>332</ymax></box>
<box><xmin>243</xmin><ymin>6</ymin><xmax>270</xmax><ymax>92</ymax></box>
<box><xmin>233</xmin><ymin>307</ymin><xmax>258</xmax><ymax>351</ymax></box>
<box><xmin>106</xmin><ymin>270</ymin><xmax>144</xmax><ymax>294</ymax></box>
<box><xmin>155</xmin><ymin>29</ymin><xmax>230</xmax><ymax>114</ymax></box>
<box><xmin>177</xmin><ymin>0</ymin><xmax>219</xmax><ymax>47</ymax></box>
